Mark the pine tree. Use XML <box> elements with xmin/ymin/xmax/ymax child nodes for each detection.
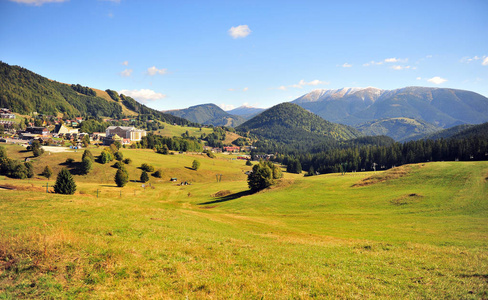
<box><xmin>115</xmin><ymin>168</ymin><xmax>129</xmax><ymax>187</ymax></box>
<box><xmin>82</xmin><ymin>149</ymin><xmax>94</xmax><ymax>162</ymax></box>
<box><xmin>54</xmin><ymin>168</ymin><xmax>76</xmax><ymax>195</ymax></box>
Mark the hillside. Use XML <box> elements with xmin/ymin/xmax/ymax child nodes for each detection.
<box><xmin>0</xmin><ymin>61</ymin><xmax>193</xmax><ymax>126</ymax></box>
<box><xmin>292</xmin><ymin>86</ymin><xmax>488</xmax><ymax>128</ymax></box>
<box><xmin>0</xmin><ymin>142</ymin><xmax>487</xmax><ymax>298</ymax></box>
<box><xmin>355</xmin><ymin>117</ymin><xmax>442</xmax><ymax>142</ymax></box>
<box><xmin>236</xmin><ymin>102</ymin><xmax>361</xmax><ymax>150</ymax></box>
<box><xmin>165</xmin><ymin>103</ymin><xmax>246</xmax><ymax>127</ymax></box>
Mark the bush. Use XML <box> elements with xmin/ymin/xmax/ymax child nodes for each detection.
<box><xmin>31</xmin><ymin>140</ymin><xmax>44</xmax><ymax>157</ymax></box>
<box><xmin>41</xmin><ymin>165</ymin><xmax>53</xmax><ymax>179</ymax></box>
<box><xmin>24</xmin><ymin>162</ymin><xmax>34</xmax><ymax>178</ymax></box>
<box><xmin>123</xmin><ymin>158</ymin><xmax>132</xmax><ymax>164</ymax></box>
<box><xmin>203</xmin><ymin>150</ymin><xmax>215</xmax><ymax>158</ymax></box>
<box><xmin>80</xmin><ymin>157</ymin><xmax>93</xmax><ymax>175</ymax></box>
<box><xmin>115</xmin><ymin>168</ymin><xmax>129</xmax><ymax>187</ymax></box>
<box><xmin>114</xmin><ymin>151</ymin><xmax>123</xmax><ymax>161</ymax></box>
<box><xmin>140</xmin><ymin>170</ymin><xmax>149</xmax><ymax>183</ymax></box>
<box><xmin>82</xmin><ymin>149</ymin><xmax>94</xmax><ymax>162</ymax></box>
<box><xmin>98</xmin><ymin>150</ymin><xmax>113</xmax><ymax>164</ymax></box>
<box><xmin>153</xmin><ymin>169</ymin><xmax>163</xmax><ymax>178</ymax></box>
<box><xmin>66</xmin><ymin>158</ymin><xmax>75</xmax><ymax>164</ymax></box>
<box><xmin>54</xmin><ymin>168</ymin><xmax>76</xmax><ymax>195</ymax></box>
<box><xmin>246</xmin><ymin>160</ymin><xmax>252</xmax><ymax>166</ymax></box>
<box><xmin>140</xmin><ymin>163</ymin><xmax>154</xmax><ymax>172</ymax></box>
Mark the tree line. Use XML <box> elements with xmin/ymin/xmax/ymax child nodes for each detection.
<box><xmin>274</xmin><ymin>136</ymin><xmax>488</xmax><ymax>174</ymax></box>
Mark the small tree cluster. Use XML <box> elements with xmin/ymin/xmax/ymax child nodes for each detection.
<box><xmin>80</xmin><ymin>149</ymin><xmax>94</xmax><ymax>175</ymax></box>
<box><xmin>286</xmin><ymin>158</ymin><xmax>302</xmax><ymax>174</ymax></box>
<box><xmin>0</xmin><ymin>157</ymin><xmax>34</xmax><ymax>179</ymax></box>
<box><xmin>153</xmin><ymin>169</ymin><xmax>163</xmax><ymax>178</ymax></box>
<box><xmin>247</xmin><ymin>161</ymin><xmax>283</xmax><ymax>193</ymax></box>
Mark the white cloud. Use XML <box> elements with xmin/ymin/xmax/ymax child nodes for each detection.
<box><xmin>391</xmin><ymin>65</ymin><xmax>415</xmax><ymax>70</ymax></box>
<box><xmin>120</xmin><ymin>69</ymin><xmax>132</xmax><ymax>77</ymax></box>
<box><xmin>122</xmin><ymin>61</ymin><xmax>129</xmax><ymax>66</ymax></box>
<box><xmin>384</xmin><ymin>57</ymin><xmax>408</xmax><ymax>63</ymax></box>
<box><xmin>9</xmin><ymin>0</ymin><xmax>67</xmax><ymax>5</ymax></box>
<box><xmin>219</xmin><ymin>103</ymin><xmax>236</xmax><ymax>111</ymax></box>
<box><xmin>118</xmin><ymin>89</ymin><xmax>166</xmax><ymax>103</ymax></box>
<box><xmin>243</xmin><ymin>87</ymin><xmax>249</xmax><ymax>92</ymax></box>
<box><xmin>147</xmin><ymin>66</ymin><xmax>168</xmax><ymax>76</ymax></box>
<box><xmin>482</xmin><ymin>57</ymin><xmax>488</xmax><ymax>66</ymax></box>
<box><xmin>363</xmin><ymin>60</ymin><xmax>383</xmax><ymax>67</ymax></box>
<box><xmin>427</xmin><ymin>76</ymin><xmax>447</xmax><ymax>84</ymax></box>
<box><xmin>277</xmin><ymin>79</ymin><xmax>329</xmax><ymax>90</ymax></box>
<box><xmin>416</xmin><ymin>77</ymin><xmax>422</xmax><ymax>80</ymax></box>
<box><xmin>342</xmin><ymin>63</ymin><xmax>352</xmax><ymax>68</ymax></box>
<box><xmin>228</xmin><ymin>25</ymin><xmax>251</xmax><ymax>39</ymax></box>
<box><xmin>227</xmin><ymin>88</ymin><xmax>236</xmax><ymax>92</ymax></box>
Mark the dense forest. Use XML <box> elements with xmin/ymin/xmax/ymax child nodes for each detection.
<box><xmin>273</xmin><ymin>129</ymin><xmax>488</xmax><ymax>175</ymax></box>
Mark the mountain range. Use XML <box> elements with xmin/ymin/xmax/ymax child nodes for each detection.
<box><xmin>292</xmin><ymin>86</ymin><xmax>488</xmax><ymax>128</ymax></box>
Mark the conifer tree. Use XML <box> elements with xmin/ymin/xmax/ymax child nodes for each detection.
<box><xmin>53</xmin><ymin>168</ymin><xmax>76</xmax><ymax>195</ymax></box>
<box><xmin>42</xmin><ymin>165</ymin><xmax>53</xmax><ymax>180</ymax></box>
<box><xmin>115</xmin><ymin>168</ymin><xmax>129</xmax><ymax>187</ymax></box>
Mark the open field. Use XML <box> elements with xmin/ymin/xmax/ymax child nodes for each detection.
<box><xmin>0</xmin><ymin>144</ymin><xmax>487</xmax><ymax>298</ymax></box>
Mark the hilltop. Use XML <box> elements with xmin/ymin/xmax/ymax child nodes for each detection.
<box><xmin>164</xmin><ymin>103</ymin><xmax>245</xmax><ymax>127</ymax></box>
<box><xmin>236</xmin><ymin>102</ymin><xmax>361</xmax><ymax>151</ymax></box>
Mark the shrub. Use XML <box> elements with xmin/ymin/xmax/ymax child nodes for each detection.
<box><xmin>41</xmin><ymin>165</ymin><xmax>53</xmax><ymax>179</ymax></box>
<box><xmin>24</xmin><ymin>162</ymin><xmax>34</xmax><ymax>178</ymax></box>
<box><xmin>153</xmin><ymin>169</ymin><xmax>163</xmax><ymax>178</ymax></box>
<box><xmin>98</xmin><ymin>150</ymin><xmax>113</xmax><ymax>164</ymax></box>
<box><xmin>115</xmin><ymin>168</ymin><xmax>129</xmax><ymax>187</ymax></box>
<box><xmin>66</xmin><ymin>158</ymin><xmax>75</xmax><ymax>164</ymax></box>
<box><xmin>246</xmin><ymin>160</ymin><xmax>252</xmax><ymax>166</ymax></box>
<box><xmin>114</xmin><ymin>151</ymin><xmax>123</xmax><ymax>161</ymax></box>
<box><xmin>140</xmin><ymin>170</ymin><xmax>149</xmax><ymax>183</ymax></box>
<box><xmin>140</xmin><ymin>163</ymin><xmax>154</xmax><ymax>172</ymax></box>
<box><xmin>82</xmin><ymin>149</ymin><xmax>94</xmax><ymax>162</ymax></box>
<box><xmin>123</xmin><ymin>158</ymin><xmax>132</xmax><ymax>164</ymax></box>
<box><xmin>54</xmin><ymin>168</ymin><xmax>76</xmax><ymax>195</ymax></box>
<box><xmin>80</xmin><ymin>157</ymin><xmax>93</xmax><ymax>175</ymax></box>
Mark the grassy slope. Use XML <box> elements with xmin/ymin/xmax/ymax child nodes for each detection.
<box><xmin>92</xmin><ymin>88</ymin><xmax>138</xmax><ymax>117</ymax></box>
<box><xmin>0</xmin><ymin>145</ymin><xmax>487</xmax><ymax>298</ymax></box>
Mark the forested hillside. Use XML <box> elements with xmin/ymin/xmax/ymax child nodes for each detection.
<box><xmin>0</xmin><ymin>61</ymin><xmax>194</xmax><ymax>126</ymax></box>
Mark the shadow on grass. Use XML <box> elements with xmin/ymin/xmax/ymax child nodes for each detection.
<box><xmin>198</xmin><ymin>190</ymin><xmax>252</xmax><ymax>205</ymax></box>
<box><xmin>184</xmin><ymin>166</ymin><xmax>197</xmax><ymax>171</ymax></box>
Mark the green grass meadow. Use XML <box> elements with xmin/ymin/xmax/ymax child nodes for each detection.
<box><xmin>0</xmin><ymin>144</ymin><xmax>487</xmax><ymax>298</ymax></box>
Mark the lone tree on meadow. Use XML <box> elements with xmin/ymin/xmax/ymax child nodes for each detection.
<box><xmin>115</xmin><ymin>168</ymin><xmax>129</xmax><ymax>187</ymax></box>
<box><xmin>247</xmin><ymin>161</ymin><xmax>282</xmax><ymax>193</ymax></box>
<box><xmin>192</xmin><ymin>160</ymin><xmax>200</xmax><ymax>171</ymax></box>
<box><xmin>53</xmin><ymin>168</ymin><xmax>77</xmax><ymax>195</ymax></box>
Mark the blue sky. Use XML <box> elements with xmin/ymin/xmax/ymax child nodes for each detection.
<box><xmin>1</xmin><ymin>0</ymin><xmax>487</xmax><ymax>111</ymax></box>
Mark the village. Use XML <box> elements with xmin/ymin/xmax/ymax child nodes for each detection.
<box><xmin>0</xmin><ymin>108</ymin><xmax>254</xmax><ymax>157</ymax></box>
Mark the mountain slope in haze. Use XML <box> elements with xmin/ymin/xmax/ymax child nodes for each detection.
<box><xmin>164</xmin><ymin>103</ymin><xmax>246</xmax><ymax>127</ymax></box>
<box><xmin>292</xmin><ymin>86</ymin><xmax>488</xmax><ymax>128</ymax></box>
<box><xmin>0</xmin><ymin>61</ymin><xmax>193</xmax><ymax>125</ymax></box>
<box><xmin>236</xmin><ymin>102</ymin><xmax>361</xmax><ymax>148</ymax></box>
<box><xmin>227</xmin><ymin>106</ymin><xmax>265</xmax><ymax>120</ymax></box>
<box><xmin>355</xmin><ymin>117</ymin><xmax>442</xmax><ymax>142</ymax></box>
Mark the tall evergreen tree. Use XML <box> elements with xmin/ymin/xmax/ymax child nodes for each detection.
<box><xmin>140</xmin><ymin>170</ymin><xmax>149</xmax><ymax>183</ymax></box>
<box><xmin>53</xmin><ymin>168</ymin><xmax>76</xmax><ymax>195</ymax></box>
